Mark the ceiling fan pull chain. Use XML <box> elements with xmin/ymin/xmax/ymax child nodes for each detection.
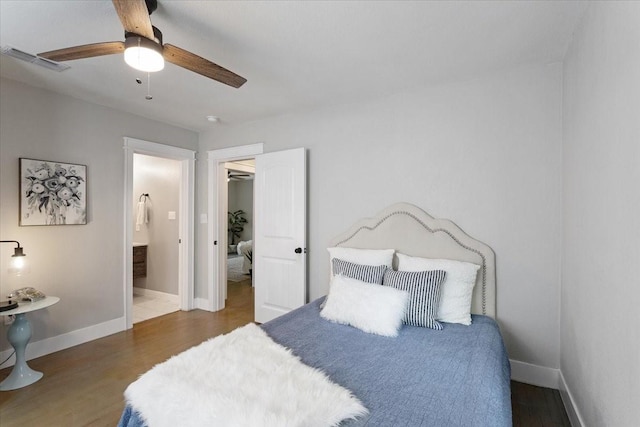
<box><xmin>146</xmin><ymin>72</ymin><xmax>153</xmax><ymax>100</ymax></box>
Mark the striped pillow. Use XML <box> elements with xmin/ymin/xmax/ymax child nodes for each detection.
<box><xmin>383</xmin><ymin>269</ymin><xmax>447</xmax><ymax>330</ymax></box>
<box><xmin>332</xmin><ymin>258</ymin><xmax>387</xmax><ymax>285</ymax></box>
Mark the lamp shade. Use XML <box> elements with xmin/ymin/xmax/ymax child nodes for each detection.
<box><xmin>124</xmin><ymin>36</ymin><xmax>164</xmax><ymax>72</ymax></box>
<box><xmin>1</xmin><ymin>240</ymin><xmax>28</xmax><ymax>276</ymax></box>
<box><xmin>9</xmin><ymin>254</ymin><xmax>28</xmax><ymax>276</ymax></box>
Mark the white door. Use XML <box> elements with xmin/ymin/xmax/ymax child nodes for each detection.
<box><xmin>254</xmin><ymin>148</ymin><xmax>306</xmax><ymax>323</ymax></box>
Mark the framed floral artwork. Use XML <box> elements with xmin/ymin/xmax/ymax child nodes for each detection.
<box><xmin>19</xmin><ymin>158</ymin><xmax>87</xmax><ymax>226</ymax></box>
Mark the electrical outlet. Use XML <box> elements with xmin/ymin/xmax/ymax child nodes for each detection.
<box><xmin>4</xmin><ymin>315</ymin><xmax>14</xmax><ymax>326</ymax></box>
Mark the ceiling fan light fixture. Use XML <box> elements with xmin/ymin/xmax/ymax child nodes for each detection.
<box><xmin>124</xmin><ymin>36</ymin><xmax>164</xmax><ymax>72</ymax></box>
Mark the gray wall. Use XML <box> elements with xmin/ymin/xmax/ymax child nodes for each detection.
<box><xmin>228</xmin><ymin>179</ymin><xmax>254</xmax><ymax>244</ymax></box>
<box><xmin>562</xmin><ymin>2</ymin><xmax>640</xmax><ymax>425</ymax></box>
<box><xmin>0</xmin><ymin>77</ymin><xmax>197</xmax><ymax>347</ymax></box>
<box><xmin>197</xmin><ymin>63</ymin><xmax>564</xmax><ymax>370</ymax></box>
<box><xmin>132</xmin><ymin>154</ymin><xmax>181</xmax><ymax>295</ymax></box>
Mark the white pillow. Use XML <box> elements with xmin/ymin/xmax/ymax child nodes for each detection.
<box><xmin>327</xmin><ymin>247</ymin><xmax>394</xmax><ymax>276</ymax></box>
<box><xmin>321</xmin><ymin>275</ymin><xmax>408</xmax><ymax>337</ymax></box>
<box><xmin>397</xmin><ymin>253</ymin><xmax>480</xmax><ymax>325</ymax></box>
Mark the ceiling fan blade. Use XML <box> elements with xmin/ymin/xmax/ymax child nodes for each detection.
<box><xmin>39</xmin><ymin>42</ymin><xmax>125</xmax><ymax>62</ymax></box>
<box><xmin>112</xmin><ymin>0</ymin><xmax>155</xmax><ymax>40</ymax></box>
<box><xmin>162</xmin><ymin>44</ymin><xmax>247</xmax><ymax>88</ymax></box>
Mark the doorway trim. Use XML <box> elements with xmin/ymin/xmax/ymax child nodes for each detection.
<box><xmin>207</xmin><ymin>143</ymin><xmax>264</xmax><ymax>311</ymax></box>
<box><xmin>123</xmin><ymin>137</ymin><xmax>196</xmax><ymax>329</ymax></box>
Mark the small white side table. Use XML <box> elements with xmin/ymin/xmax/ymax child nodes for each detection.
<box><xmin>0</xmin><ymin>296</ymin><xmax>60</xmax><ymax>391</ymax></box>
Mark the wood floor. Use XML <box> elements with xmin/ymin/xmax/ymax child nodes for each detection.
<box><xmin>511</xmin><ymin>381</ymin><xmax>571</xmax><ymax>426</ymax></box>
<box><xmin>1</xmin><ymin>278</ymin><xmax>570</xmax><ymax>426</ymax></box>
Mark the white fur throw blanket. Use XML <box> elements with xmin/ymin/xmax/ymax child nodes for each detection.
<box><xmin>124</xmin><ymin>323</ymin><xmax>367</xmax><ymax>427</ymax></box>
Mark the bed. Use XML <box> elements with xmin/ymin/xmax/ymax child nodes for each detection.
<box><xmin>118</xmin><ymin>203</ymin><xmax>511</xmax><ymax>427</ymax></box>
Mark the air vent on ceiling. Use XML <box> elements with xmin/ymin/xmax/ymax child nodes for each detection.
<box><xmin>1</xmin><ymin>46</ymin><xmax>70</xmax><ymax>72</ymax></box>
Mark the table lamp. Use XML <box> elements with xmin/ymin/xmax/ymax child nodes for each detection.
<box><xmin>0</xmin><ymin>240</ymin><xmax>26</xmax><ymax>311</ymax></box>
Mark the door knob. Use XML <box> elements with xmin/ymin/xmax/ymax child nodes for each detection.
<box><xmin>294</xmin><ymin>247</ymin><xmax>302</xmax><ymax>254</ymax></box>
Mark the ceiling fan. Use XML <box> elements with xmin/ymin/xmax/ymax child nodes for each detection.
<box><xmin>228</xmin><ymin>170</ymin><xmax>254</xmax><ymax>181</ymax></box>
<box><xmin>37</xmin><ymin>0</ymin><xmax>246</xmax><ymax>88</ymax></box>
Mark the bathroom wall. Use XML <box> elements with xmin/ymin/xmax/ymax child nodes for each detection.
<box><xmin>132</xmin><ymin>153</ymin><xmax>181</xmax><ymax>295</ymax></box>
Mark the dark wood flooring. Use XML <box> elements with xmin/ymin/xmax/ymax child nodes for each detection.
<box><xmin>1</xmin><ymin>278</ymin><xmax>570</xmax><ymax>426</ymax></box>
<box><xmin>511</xmin><ymin>380</ymin><xmax>571</xmax><ymax>426</ymax></box>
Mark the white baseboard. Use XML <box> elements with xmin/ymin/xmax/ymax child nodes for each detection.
<box><xmin>509</xmin><ymin>359</ymin><xmax>560</xmax><ymax>389</ymax></box>
<box><xmin>0</xmin><ymin>316</ymin><xmax>125</xmax><ymax>368</ymax></box>
<box><xmin>133</xmin><ymin>287</ymin><xmax>179</xmax><ymax>304</ymax></box>
<box><xmin>559</xmin><ymin>370</ymin><xmax>585</xmax><ymax>427</ymax></box>
<box><xmin>194</xmin><ymin>297</ymin><xmax>210</xmax><ymax>310</ymax></box>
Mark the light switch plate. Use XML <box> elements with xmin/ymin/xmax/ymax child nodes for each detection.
<box><xmin>168</xmin><ymin>211</ymin><xmax>176</xmax><ymax>220</ymax></box>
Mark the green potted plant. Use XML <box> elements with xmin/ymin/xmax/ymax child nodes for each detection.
<box><xmin>228</xmin><ymin>210</ymin><xmax>248</xmax><ymax>252</ymax></box>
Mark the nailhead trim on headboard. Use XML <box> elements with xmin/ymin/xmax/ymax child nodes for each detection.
<box><xmin>335</xmin><ymin>210</ymin><xmax>487</xmax><ymax>315</ymax></box>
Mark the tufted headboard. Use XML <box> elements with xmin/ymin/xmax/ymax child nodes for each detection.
<box><xmin>328</xmin><ymin>203</ymin><xmax>496</xmax><ymax>318</ymax></box>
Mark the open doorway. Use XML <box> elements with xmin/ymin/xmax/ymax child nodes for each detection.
<box><xmin>207</xmin><ymin>143</ymin><xmax>263</xmax><ymax>312</ymax></box>
<box><xmin>131</xmin><ymin>154</ymin><xmax>181</xmax><ymax>323</ymax></box>
<box><xmin>123</xmin><ymin>137</ymin><xmax>195</xmax><ymax>330</ymax></box>
<box><xmin>225</xmin><ymin>160</ymin><xmax>255</xmax><ymax>310</ymax></box>
<box><xmin>207</xmin><ymin>144</ymin><xmax>307</xmax><ymax>323</ymax></box>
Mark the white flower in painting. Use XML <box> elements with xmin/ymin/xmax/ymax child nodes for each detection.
<box><xmin>65</xmin><ymin>177</ymin><xmax>81</xmax><ymax>188</ymax></box>
<box><xmin>33</xmin><ymin>168</ymin><xmax>49</xmax><ymax>179</ymax></box>
<box><xmin>57</xmin><ymin>187</ymin><xmax>74</xmax><ymax>201</ymax></box>
<box><xmin>32</xmin><ymin>183</ymin><xmax>46</xmax><ymax>194</ymax></box>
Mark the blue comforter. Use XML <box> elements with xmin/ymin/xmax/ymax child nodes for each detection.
<box><xmin>119</xmin><ymin>298</ymin><xmax>512</xmax><ymax>426</ymax></box>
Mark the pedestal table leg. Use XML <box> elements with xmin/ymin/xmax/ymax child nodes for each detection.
<box><xmin>0</xmin><ymin>313</ymin><xmax>43</xmax><ymax>391</ymax></box>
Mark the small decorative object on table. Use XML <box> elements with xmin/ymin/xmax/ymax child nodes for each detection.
<box><xmin>9</xmin><ymin>287</ymin><xmax>46</xmax><ymax>302</ymax></box>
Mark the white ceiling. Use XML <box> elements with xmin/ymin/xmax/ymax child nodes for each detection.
<box><xmin>0</xmin><ymin>1</ymin><xmax>587</xmax><ymax>132</ymax></box>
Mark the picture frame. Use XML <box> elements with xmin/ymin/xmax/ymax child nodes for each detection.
<box><xmin>19</xmin><ymin>158</ymin><xmax>87</xmax><ymax>226</ymax></box>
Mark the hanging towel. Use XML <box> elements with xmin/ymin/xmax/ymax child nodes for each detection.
<box><xmin>136</xmin><ymin>200</ymin><xmax>148</xmax><ymax>229</ymax></box>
